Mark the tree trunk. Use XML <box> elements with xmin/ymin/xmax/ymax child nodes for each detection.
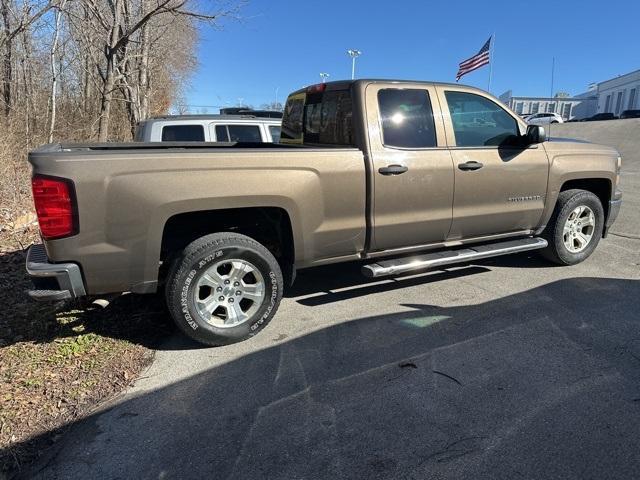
<box><xmin>97</xmin><ymin>0</ymin><xmax>122</xmax><ymax>142</ymax></box>
<box><xmin>48</xmin><ymin>3</ymin><xmax>65</xmax><ymax>143</ymax></box>
<box><xmin>139</xmin><ymin>18</ymin><xmax>149</xmax><ymax>119</ymax></box>
<box><xmin>97</xmin><ymin>53</ymin><xmax>115</xmax><ymax>142</ymax></box>
<box><xmin>1</xmin><ymin>0</ymin><xmax>12</xmax><ymax>116</ymax></box>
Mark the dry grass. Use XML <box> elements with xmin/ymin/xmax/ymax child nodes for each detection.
<box><xmin>0</xmin><ymin>124</ymin><xmax>173</xmax><ymax>475</ymax></box>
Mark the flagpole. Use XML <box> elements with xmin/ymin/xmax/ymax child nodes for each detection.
<box><xmin>487</xmin><ymin>33</ymin><xmax>495</xmax><ymax>92</ymax></box>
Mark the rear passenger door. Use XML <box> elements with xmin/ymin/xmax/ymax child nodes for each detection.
<box><xmin>437</xmin><ymin>87</ymin><xmax>549</xmax><ymax>240</ymax></box>
<box><xmin>366</xmin><ymin>83</ymin><xmax>455</xmax><ymax>251</ymax></box>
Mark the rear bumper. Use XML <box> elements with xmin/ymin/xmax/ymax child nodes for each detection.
<box><xmin>26</xmin><ymin>244</ymin><xmax>86</xmax><ymax>301</ymax></box>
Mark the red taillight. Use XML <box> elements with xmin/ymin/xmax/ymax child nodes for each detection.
<box><xmin>306</xmin><ymin>83</ymin><xmax>327</xmax><ymax>93</ymax></box>
<box><xmin>31</xmin><ymin>175</ymin><xmax>77</xmax><ymax>239</ymax></box>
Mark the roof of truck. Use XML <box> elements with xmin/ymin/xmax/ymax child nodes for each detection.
<box><xmin>287</xmin><ymin>79</ymin><xmax>484</xmax><ymax>97</ymax></box>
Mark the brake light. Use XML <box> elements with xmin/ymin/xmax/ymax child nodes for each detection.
<box><xmin>306</xmin><ymin>83</ymin><xmax>327</xmax><ymax>93</ymax></box>
<box><xmin>31</xmin><ymin>175</ymin><xmax>77</xmax><ymax>239</ymax></box>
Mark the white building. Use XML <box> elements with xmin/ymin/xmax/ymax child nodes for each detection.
<box><xmin>596</xmin><ymin>69</ymin><xmax>640</xmax><ymax>115</ymax></box>
<box><xmin>498</xmin><ymin>90</ymin><xmax>593</xmax><ymax>120</ymax></box>
<box><xmin>500</xmin><ymin>68</ymin><xmax>640</xmax><ymax>121</ymax></box>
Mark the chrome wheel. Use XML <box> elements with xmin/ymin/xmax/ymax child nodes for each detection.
<box><xmin>194</xmin><ymin>259</ymin><xmax>265</xmax><ymax>328</ymax></box>
<box><xmin>563</xmin><ymin>205</ymin><xmax>595</xmax><ymax>253</ymax></box>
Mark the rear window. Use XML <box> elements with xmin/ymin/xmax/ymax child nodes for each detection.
<box><xmin>281</xmin><ymin>88</ymin><xmax>354</xmax><ymax>146</ymax></box>
<box><xmin>161</xmin><ymin>124</ymin><xmax>205</xmax><ymax>141</ymax></box>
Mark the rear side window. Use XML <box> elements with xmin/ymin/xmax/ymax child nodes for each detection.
<box><xmin>378</xmin><ymin>89</ymin><xmax>437</xmax><ymax>148</ymax></box>
<box><xmin>215</xmin><ymin>125</ymin><xmax>229</xmax><ymax>142</ymax></box>
<box><xmin>269</xmin><ymin>125</ymin><xmax>281</xmax><ymax>143</ymax></box>
<box><xmin>281</xmin><ymin>89</ymin><xmax>354</xmax><ymax>146</ymax></box>
<box><xmin>215</xmin><ymin>125</ymin><xmax>262</xmax><ymax>142</ymax></box>
<box><xmin>228</xmin><ymin>125</ymin><xmax>262</xmax><ymax>142</ymax></box>
<box><xmin>161</xmin><ymin>124</ymin><xmax>205</xmax><ymax>141</ymax></box>
<box><xmin>445</xmin><ymin>91</ymin><xmax>519</xmax><ymax>147</ymax></box>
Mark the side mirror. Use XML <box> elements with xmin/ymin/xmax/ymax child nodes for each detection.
<box><xmin>526</xmin><ymin>125</ymin><xmax>546</xmax><ymax>144</ymax></box>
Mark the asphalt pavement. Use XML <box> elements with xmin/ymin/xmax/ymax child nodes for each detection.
<box><xmin>25</xmin><ymin>121</ymin><xmax>640</xmax><ymax>480</ymax></box>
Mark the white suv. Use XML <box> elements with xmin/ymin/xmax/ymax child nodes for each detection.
<box><xmin>134</xmin><ymin>115</ymin><xmax>282</xmax><ymax>143</ymax></box>
<box><xmin>525</xmin><ymin>112</ymin><xmax>564</xmax><ymax>125</ymax></box>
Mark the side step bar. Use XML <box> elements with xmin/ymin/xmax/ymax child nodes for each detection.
<box><xmin>362</xmin><ymin>237</ymin><xmax>548</xmax><ymax>278</ymax></box>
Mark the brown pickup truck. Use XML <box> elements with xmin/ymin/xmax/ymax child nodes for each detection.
<box><xmin>26</xmin><ymin>80</ymin><xmax>623</xmax><ymax>346</ymax></box>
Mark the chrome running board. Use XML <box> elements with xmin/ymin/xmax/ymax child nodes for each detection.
<box><xmin>362</xmin><ymin>237</ymin><xmax>548</xmax><ymax>278</ymax></box>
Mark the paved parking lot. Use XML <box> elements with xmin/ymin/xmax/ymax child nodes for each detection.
<box><xmin>28</xmin><ymin>123</ymin><xmax>640</xmax><ymax>479</ymax></box>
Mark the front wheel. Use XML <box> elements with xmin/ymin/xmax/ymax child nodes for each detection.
<box><xmin>540</xmin><ymin>189</ymin><xmax>604</xmax><ymax>265</ymax></box>
<box><xmin>165</xmin><ymin>232</ymin><xmax>283</xmax><ymax>346</ymax></box>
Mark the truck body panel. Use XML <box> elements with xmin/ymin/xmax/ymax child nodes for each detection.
<box><xmin>27</xmin><ymin>80</ymin><xmax>622</xmax><ymax>299</ymax></box>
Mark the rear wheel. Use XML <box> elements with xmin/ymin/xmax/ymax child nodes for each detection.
<box><xmin>165</xmin><ymin>232</ymin><xmax>283</xmax><ymax>346</ymax></box>
<box><xmin>540</xmin><ymin>189</ymin><xmax>604</xmax><ymax>265</ymax></box>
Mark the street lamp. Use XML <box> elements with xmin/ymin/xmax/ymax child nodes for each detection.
<box><xmin>319</xmin><ymin>72</ymin><xmax>330</xmax><ymax>83</ymax></box>
<box><xmin>347</xmin><ymin>49</ymin><xmax>361</xmax><ymax>80</ymax></box>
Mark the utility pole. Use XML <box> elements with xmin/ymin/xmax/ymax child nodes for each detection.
<box><xmin>347</xmin><ymin>49</ymin><xmax>361</xmax><ymax>80</ymax></box>
<box><xmin>320</xmin><ymin>72</ymin><xmax>330</xmax><ymax>83</ymax></box>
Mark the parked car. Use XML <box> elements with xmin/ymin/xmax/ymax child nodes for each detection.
<box><xmin>620</xmin><ymin>109</ymin><xmax>640</xmax><ymax>119</ymax></box>
<box><xmin>134</xmin><ymin>114</ymin><xmax>282</xmax><ymax>143</ymax></box>
<box><xmin>525</xmin><ymin>112</ymin><xmax>564</xmax><ymax>125</ymax></box>
<box><xmin>26</xmin><ymin>79</ymin><xmax>622</xmax><ymax>346</ymax></box>
<box><xmin>585</xmin><ymin>113</ymin><xmax>618</xmax><ymax>121</ymax></box>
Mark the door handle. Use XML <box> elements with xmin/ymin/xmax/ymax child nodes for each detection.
<box><xmin>378</xmin><ymin>164</ymin><xmax>409</xmax><ymax>175</ymax></box>
<box><xmin>458</xmin><ymin>161</ymin><xmax>484</xmax><ymax>171</ymax></box>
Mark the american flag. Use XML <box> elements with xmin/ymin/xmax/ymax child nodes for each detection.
<box><xmin>456</xmin><ymin>36</ymin><xmax>492</xmax><ymax>82</ymax></box>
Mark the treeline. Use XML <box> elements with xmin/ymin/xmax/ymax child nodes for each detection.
<box><xmin>0</xmin><ymin>0</ymin><xmax>242</xmax><ymax>143</ymax></box>
<box><xmin>0</xmin><ymin>0</ymin><xmax>239</xmax><ymax>243</ymax></box>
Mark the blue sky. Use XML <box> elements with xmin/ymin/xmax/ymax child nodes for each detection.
<box><xmin>184</xmin><ymin>0</ymin><xmax>639</xmax><ymax>111</ymax></box>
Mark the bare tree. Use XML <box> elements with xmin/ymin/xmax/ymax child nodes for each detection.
<box><xmin>76</xmin><ymin>0</ymin><xmax>237</xmax><ymax>141</ymax></box>
<box><xmin>47</xmin><ymin>0</ymin><xmax>66</xmax><ymax>142</ymax></box>
<box><xmin>0</xmin><ymin>0</ymin><xmax>56</xmax><ymax>115</ymax></box>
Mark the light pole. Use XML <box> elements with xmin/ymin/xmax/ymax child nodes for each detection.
<box><xmin>319</xmin><ymin>72</ymin><xmax>330</xmax><ymax>83</ymax></box>
<box><xmin>347</xmin><ymin>49</ymin><xmax>361</xmax><ymax>80</ymax></box>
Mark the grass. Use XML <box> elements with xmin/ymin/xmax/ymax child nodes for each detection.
<box><xmin>0</xmin><ymin>227</ymin><xmax>173</xmax><ymax>474</ymax></box>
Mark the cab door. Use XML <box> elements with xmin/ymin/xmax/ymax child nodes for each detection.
<box><xmin>437</xmin><ymin>87</ymin><xmax>549</xmax><ymax>240</ymax></box>
<box><xmin>366</xmin><ymin>83</ymin><xmax>455</xmax><ymax>251</ymax></box>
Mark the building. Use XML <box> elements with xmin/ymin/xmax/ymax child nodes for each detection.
<box><xmin>499</xmin><ymin>68</ymin><xmax>639</xmax><ymax>121</ymax></box>
<box><xmin>596</xmin><ymin>69</ymin><xmax>640</xmax><ymax>115</ymax></box>
<box><xmin>498</xmin><ymin>90</ymin><xmax>595</xmax><ymax>120</ymax></box>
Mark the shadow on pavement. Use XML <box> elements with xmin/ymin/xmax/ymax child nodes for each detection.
<box><xmin>15</xmin><ymin>277</ymin><xmax>640</xmax><ymax>480</ymax></box>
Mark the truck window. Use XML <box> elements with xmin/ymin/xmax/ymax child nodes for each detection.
<box><xmin>214</xmin><ymin>125</ymin><xmax>262</xmax><ymax>142</ymax></box>
<box><xmin>281</xmin><ymin>89</ymin><xmax>353</xmax><ymax>146</ymax></box>
<box><xmin>444</xmin><ymin>91</ymin><xmax>519</xmax><ymax>147</ymax></box>
<box><xmin>378</xmin><ymin>89</ymin><xmax>436</xmax><ymax>148</ymax></box>
<box><xmin>161</xmin><ymin>124</ymin><xmax>205</xmax><ymax>141</ymax></box>
<box><xmin>269</xmin><ymin>125</ymin><xmax>281</xmax><ymax>143</ymax></box>
<box><xmin>215</xmin><ymin>125</ymin><xmax>229</xmax><ymax>142</ymax></box>
<box><xmin>227</xmin><ymin>125</ymin><xmax>262</xmax><ymax>142</ymax></box>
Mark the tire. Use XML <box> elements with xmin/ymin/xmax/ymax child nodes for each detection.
<box><xmin>540</xmin><ymin>189</ymin><xmax>604</xmax><ymax>265</ymax></box>
<box><xmin>165</xmin><ymin>232</ymin><xmax>283</xmax><ymax>346</ymax></box>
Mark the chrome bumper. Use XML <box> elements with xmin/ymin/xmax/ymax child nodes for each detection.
<box><xmin>26</xmin><ymin>244</ymin><xmax>86</xmax><ymax>301</ymax></box>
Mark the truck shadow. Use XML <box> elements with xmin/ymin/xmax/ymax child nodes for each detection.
<box><xmin>13</xmin><ymin>276</ymin><xmax>640</xmax><ymax>480</ymax></box>
<box><xmin>288</xmin><ymin>251</ymin><xmax>557</xmax><ymax>307</ymax></box>
<box><xmin>0</xmin><ymin>247</ymin><xmax>566</xmax><ymax>349</ymax></box>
